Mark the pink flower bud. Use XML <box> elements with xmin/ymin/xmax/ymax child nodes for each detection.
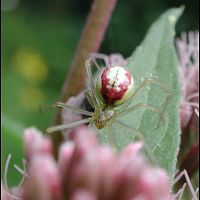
<box><xmin>121</xmin><ymin>142</ymin><xmax>144</xmax><ymax>157</ymax></box>
<box><xmin>136</xmin><ymin>168</ymin><xmax>170</xmax><ymax>200</ymax></box>
<box><xmin>58</xmin><ymin>142</ymin><xmax>75</xmax><ymax>179</ymax></box>
<box><xmin>64</xmin><ymin>147</ymin><xmax>102</xmax><ymax>196</ymax></box>
<box><xmin>94</xmin><ymin>146</ymin><xmax>116</xmax><ymax>199</ymax></box>
<box><xmin>23</xmin><ymin>155</ymin><xmax>61</xmax><ymax>200</ymax></box>
<box><xmin>108</xmin><ymin>146</ymin><xmax>146</xmax><ymax>199</ymax></box>
<box><xmin>68</xmin><ymin>126</ymin><xmax>98</xmax><ymax>156</ymax></box>
<box><xmin>24</xmin><ymin>127</ymin><xmax>52</xmax><ymax>161</ymax></box>
<box><xmin>9</xmin><ymin>187</ymin><xmax>23</xmax><ymax>199</ymax></box>
<box><xmin>1</xmin><ymin>184</ymin><xmax>10</xmax><ymax>200</ymax></box>
<box><xmin>179</xmin><ymin>102</ymin><xmax>193</xmax><ymax>129</ymax></box>
<box><xmin>70</xmin><ymin>189</ymin><xmax>97</xmax><ymax>200</ymax></box>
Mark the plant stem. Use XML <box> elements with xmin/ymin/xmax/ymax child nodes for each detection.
<box><xmin>51</xmin><ymin>0</ymin><xmax>117</xmax><ymax>157</ymax></box>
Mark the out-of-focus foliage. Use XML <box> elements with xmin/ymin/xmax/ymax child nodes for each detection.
<box><xmin>1</xmin><ymin>114</ymin><xmax>24</xmax><ymax>186</ymax></box>
<box><xmin>2</xmin><ymin>9</ymin><xmax>82</xmax><ymax>131</ymax></box>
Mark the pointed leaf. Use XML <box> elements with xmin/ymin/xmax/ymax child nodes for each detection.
<box><xmin>99</xmin><ymin>7</ymin><xmax>183</xmax><ymax>185</ymax></box>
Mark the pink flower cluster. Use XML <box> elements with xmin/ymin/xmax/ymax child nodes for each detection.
<box><xmin>2</xmin><ymin>126</ymin><xmax>171</xmax><ymax>200</ymax></box>
<box><xmin>175</xmin><ymin>31</ymin><xmax>199</xmax><ymax>180</ymax></box>
<box><xmin>176</xmin><ymin>31</ymin><xmax>199</xmax><ymax>130</ymax></box>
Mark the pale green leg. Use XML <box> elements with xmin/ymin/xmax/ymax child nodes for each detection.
<box><xmin>85</xmin><ymin>90</ymin><xmax>97</xmax><ymax>109</ymax></box>
<box><xmin>54</xmin><ymin>102</ymin><xmax>93</xmax><ymax>116</ymax></box>
<box><xmin>85</xmin><ymin>59</ymin><xmax>102</xmax><ymax>107</ymax></box>
<box><xmin>84</xmin><ymin>57</ymin><xmax>104</xmax><ymax>108</ymax></box>
<box><xmin>46</xmin><ymin>118</ymin><xmax>91</xmax><ymax>133</ymax></box>
<box><xmin>87</xmin><ymin>56</ymin><xmax>101</xmax><ymax>70</ymax></box>
<box><xmin>89</xmin><ymin>53</ymin><xmax>110</xmax><ymax>66</ymax></box>
<box><xmin>116</xmin><ymin>103</ymin><xmax>165</xmax><ymax>128</ymax></box>
<box><xmin>121</xmin><ymin>78</ymin><xmax>171</xmax><ymax>112</ymax></box>
<box><xmin>119</xmin><ymin>78</ymin><xmax>171</xmax><ymax>127</ymax></box>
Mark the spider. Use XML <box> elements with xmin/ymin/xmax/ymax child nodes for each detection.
<box><xmin>47</xmin><ymin>54</ymin><xmax>170</xmax><ymax>158</ymax></box>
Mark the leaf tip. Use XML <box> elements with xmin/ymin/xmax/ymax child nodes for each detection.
<box><xmin>168</xmin><ymin>15</ymin><xmax>177</xmax><ymax>24</ymax></box>
<box><xmin>167</xmin><ymin>6</ymin><xmax>184</xmax><ymax>25</ymax></box>
<box><xmin>179</xmin><ymin>5</ymin><xmax>185</xmax><ymax>12</ymax></box>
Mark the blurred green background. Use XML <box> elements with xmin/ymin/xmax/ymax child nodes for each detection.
<box><xmin>1</xmin><ymin>0</ymin><xmax>199</xmax><ymax>186</ymax></box>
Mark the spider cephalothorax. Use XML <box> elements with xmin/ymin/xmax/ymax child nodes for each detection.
<box><xmin>92</xmin><ymin>106</ymin><xmax>115</xmax><ymax>129</ymax></box>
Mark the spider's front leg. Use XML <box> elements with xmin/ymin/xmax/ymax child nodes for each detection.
<box><xmin>89</xmin><ymin>53</ymin><xmax>128</xmax><ymax>67</ymax></box>
<box><xmin>88</xmin><ymin>53</ymin><xmax>110</xmax><ymax>66</ymax></box>
<box><xmin>46</xmin><ymin>102</ymin><xmax>93</xmax><ymax>133</ymax></box>
<box><xmin>85</xmin><ymin>58</ymin><xmax>104</xmax><ymax>107</ymax></box>
<box><xmin>117</xmin><ymin>103</ymin><xmax>165</xmax><ymax>128</ymax></box>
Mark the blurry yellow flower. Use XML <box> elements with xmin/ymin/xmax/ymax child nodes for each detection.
<box><xmin>12</xmin><ymin>48</ymin><xmax>48</xmax><ymax>84</ymax></box>
<box><xmin>20</xmin><ymin>86</ymin><xmax>45</xmax><ymax>110</ymax></box>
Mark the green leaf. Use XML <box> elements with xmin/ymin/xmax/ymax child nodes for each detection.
<box><xmin>1</xmin><ymin>113</ymin><xmax>25</xmax><ymax>186</ymax></box>
<box><xmin>99</xmin><ymin>7</ymin><xmax>183</xmax><ymax>185</ymax></box>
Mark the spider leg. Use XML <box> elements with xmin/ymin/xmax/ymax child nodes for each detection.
<box><xmin>115</xmin><ymin>120</ymin><xmax>158</xmax><ymax>165</ymax></box>
<box><xmin>54</xmin><ymin>102</ymin><xmax>93</xmax><ymax>116</ymax></box>
<box><xmin>174</xmin><ymin>170</ymin><xmax>199</xmax><ymax>200</ymax></box>
<box><xmin>120</xmin><ymin>78</ymin><xmax>171</xmax><ymax>127</ymax></box>
<box><xmin>117</xmin><ymin>103</ymin><xmax>165</xmax><ymax>128</ymax></box>
<box><xmin>89</xmin><ymin>53</ymin><xmax>110</xmax><ymax>66</ymax></box>
<box><xmin>172</xmin><ymin>183</ymin><xmax>187</xmax><ymax>200</ymax></box>
<box><xmin>84</xmin><ymin>90</ymin><xmax>97</xmax><ymax>109</ymax></box>
<box><xmin>46</xmin><ymin>118</ymin><xmax>92</xmax><ymax>133</ymax></box>
<box><xmin>84</xmin><ymin>57</ymin><xmax>104</xmax><ymax>109</ymax></box>
<box><xmin>121</xmin><ymin>78</ymin><xmax>171</xmax><ymax>112</ymax></box>
<box><xmin>87</xmin><ymin>56</ymin><xmax>102</xmax><ymax>71</ymax></box>
<box><xmin>85</xmin><ymin>59</ymin><xmax>103</xmax><ymax>107</ymax></box>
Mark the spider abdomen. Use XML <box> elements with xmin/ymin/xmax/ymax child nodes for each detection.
<box><xmin>96</xmin><ymin>66</ymin><xmax>134</xmax><ymax>106</ymax></box>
